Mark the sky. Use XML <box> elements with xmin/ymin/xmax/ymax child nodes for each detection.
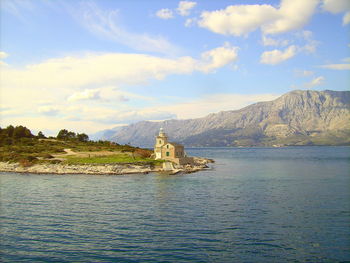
<box><xmin>0</xmin><ymin>0</ymin><xmax>349</xmax><ymax>136</ymax></box>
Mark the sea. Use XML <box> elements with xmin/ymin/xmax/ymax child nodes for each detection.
<box><xmin>1</xmin><ymin>146</ymin><xmax>349</xmax><ymax>262</ymax></box>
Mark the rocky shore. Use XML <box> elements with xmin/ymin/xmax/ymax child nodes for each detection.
<box><xmin>0</xmin><ymin>157</ymin><xmax>214</xmax><ymax>175</ymax></box>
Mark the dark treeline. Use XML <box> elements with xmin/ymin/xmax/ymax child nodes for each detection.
<box><xmin>0</xmin><ymin>125</ymin><xmax>94</xmax><ymax>145</ymax></box>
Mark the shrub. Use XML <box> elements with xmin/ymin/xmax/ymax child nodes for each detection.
<box><xmin>134</xmin><ymin>148</ymin><xmax>152</xmax><ymax>158</ymax></box>
<box><xmin>19</xmin><ymin>157</ymin><xmax>37</xmax><ymax>167</ymax></box>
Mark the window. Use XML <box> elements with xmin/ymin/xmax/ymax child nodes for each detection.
<box><xmin>159</xmin><ymin>140</ymin><xmax>161</xmax><ymax>144</ymax></box>
<box><xmin>167</xmin><ymin>145</ymin><xmax>169</xmax><ymax>149</ymax></box>
<box><xmin>166</xmin><ymin>152</ymin><xmax>170</xmax><ymax>156</ymax></box>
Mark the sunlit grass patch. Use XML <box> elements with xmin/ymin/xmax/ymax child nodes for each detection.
<box><xmin>65</xmin><ymin>154</ymin><xmax>163</xmax><ymax>165</ymax></box>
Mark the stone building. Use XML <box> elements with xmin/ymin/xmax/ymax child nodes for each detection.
<box><xmin>154</xmin><ymin>128</ymin><xmax>193</xmax><ymax>165</ymax></box>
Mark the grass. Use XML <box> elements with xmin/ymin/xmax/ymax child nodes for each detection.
<box><xmin>65</xmin><ymin>154</ymin><xmax>164</xmax><ymax>165</ymax></box>
<box><xmin>0</xmin><ymin>137</ymin><xmax>154</xmax><ymax>166</ymax></box>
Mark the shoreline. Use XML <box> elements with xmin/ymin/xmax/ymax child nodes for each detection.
<box><xmin>0</xmin><ymin>157</ymin><xmax>214</xmax><ymax>176</ymax></box>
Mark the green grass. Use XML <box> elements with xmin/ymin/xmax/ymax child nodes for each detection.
<box><xmin>0</xmin><ymin>137</ymin><xmax>154</xmax><ymax>165</ymax></box>
<box><xmin>65</xmin><ymin>154</ymin><xmax>163</xmax><ymax>165</ymax></box>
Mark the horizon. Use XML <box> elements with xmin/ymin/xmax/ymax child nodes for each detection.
<box><xmin>1</xmin><ymin>0</ymin><xmax>349</xmax><ymax>136</ymax></box>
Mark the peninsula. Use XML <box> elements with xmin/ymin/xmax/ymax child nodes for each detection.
<box><xmin>0</xmin><ymin>125</ymin><xmax>213</xmax><ymax>175</ymax></box>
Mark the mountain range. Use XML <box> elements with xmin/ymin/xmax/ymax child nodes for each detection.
<box><xmin>95</xmin><ymin>90</ymin><xmax>350</xmax><ymax>147</ymax></box>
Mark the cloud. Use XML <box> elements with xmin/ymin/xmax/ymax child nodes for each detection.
<box><xmin>298</xmin><ymin>30</ymin><xmax>319</xmax><ymax>54</ymax></box>
<box><xmin>319</xmin><ymin>63</ymin><xmax>350</xmax><ymax>70</ymax></box>
<box><xmin>198</xmin><ymin>0</ymin><xmax>318</xmax><ymax>36</ymax></box>
<box><xmin>319</xmin><ymin>58</ymin><xmax>350</xmax><ymax>70</ymax></box>
<box><xmin>260</xmin><ymin>45</ymin><xmax>297</xmax><ymax>65</ymax></box>
<box><xmin>0</xmin><ymin>51</ymin><xmax>9</xmax><ymax>59</ymax></box>
<box><xmin>0</xmin><ymin>0</ymin><xmax>35</xmax><ymax>21</ymax></box>
<box><xmin>1</xmin><ymin>53</ymin><xmax>193</xmax><ymax>90</ymax></box>
<box><xmin>261</xmin><ymin>35</ymin><xmax>289</xmax><ymax>46</ymax></box>
<box><xmin>0</xmin><ymin>44</ymin><xmax>239</xmax><ymax>133</ymax></box>
<box><xmin>65</xmin><ymin>106</ymin><xmax>176</xmax><ymax>125</ymax></box>
<box><xmin>343</xmin><ymin>12</ymin><xmax>350</xmax><ymax>24</ymax></box>
<box><xmin>155</xmin><ymin>93</ymin><xmax>280</xmax><ymax>119</ymax></box>
<box><xmin>156</xmin><ymin>8</ymin><xmax>174</xmax><ymax>19</ymax></box>
<box><xmin>177</xmin><ymin>1</ymin><xmax>197</xmax><ymax>16</ymax></box>
<box><xmin>307</xmin><ymin>76</ymin><xmax>325</xmax><ymax>87</ymax></box>
<box><xmin>322</xmin><ymin>0</ymin><xmax>350</xmax><ymax>25</ymax></box>
<box><xmin>74</xmin><ymin>2</ymin><xmax>179</xmax><ymax>55</ymax></box>
<box><xmin>322</xmin><ymin>0</ymin><xmax>350</xmax><ymax>13</ymax></box>
<box><xmin>38</xmin><ymin>106</ymin><xmax>60</xmax><ymax>116</ymax></box>
<box><xmin>199</xmin><ymin>4</ymin><xmax>277</xmax><ymax>36</ymax></box>
<box><xmin>262</xmin><ymin>0</ymin><xmax>319</xmax><ymax>34</ymax></box>
<box><xmin>199</xmin><ymin>43</ymin><xmax>239</xmax><ymax>72</ymax></box>
<box><xmin>1</xmin><ymin>44</ymin><xmax>238</xmax><ymax>91</ymax></box>
<box><xmin>291</xmin><ymin>76</ymin><xmax>326</xmax><ymax>89</ymax></box>
<box><xmin>68</xmin><ymin>89</ymin><xmax>101</xmax><ymax>102</ymax></box>
<box><xmin>295</xmin><ymin>70</ymin><xmax>314</xmax><ymax>77</ymax></box>
<box><xmin>185</xmin><ymin>18</ymin><xmax>196</xmax><ymax>27</ymax></box>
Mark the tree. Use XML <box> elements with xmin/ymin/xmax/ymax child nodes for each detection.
<box><xmin>57</xmin><ymin>129</ymin><xmax>78</xmax><ymax>140</ymax></box>
<box><xmin>57</xmin><ymin>129</ymin><xmax>69</xmax><ymax>140</ymax></box>
<box><xmin>6</xmin><ymin>125</ymin><xmax>15</xmax><ymax>137</ymax></box>
<box><xmin>77</xmin><ymin>133</ymin><xmax>89</xmax><ymax>142</ymax></box>
<box><xmin>37</xmin><ymin>131</ymin><xmax>46</xmax><ymax>139</ymax></box>
<box><xmin>67</xmin><ymin>131</ymin><xmax>76</xmax><ymax>140</ymax></box>
<box><xmin>13</xmin><ymin>125</ymin><xmax>32</xmax><ymax>139</ymax></box>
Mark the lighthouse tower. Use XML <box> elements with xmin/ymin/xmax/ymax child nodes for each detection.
<box><xmin>154</xmin><ymin>128</ymin><xmax>168</xmax><ymax>159</ymax></box>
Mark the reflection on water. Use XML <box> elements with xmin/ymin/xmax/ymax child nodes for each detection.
<box><xmin>0</xmin><ymin>147</ymin><xmax>349</xmax><ymax>262</ymax></box>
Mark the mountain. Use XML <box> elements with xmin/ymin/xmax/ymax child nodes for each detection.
<box><xmin>103</xmin><ymin>90</ymin><xmax>350</xmax><ymax>147</ymax></box>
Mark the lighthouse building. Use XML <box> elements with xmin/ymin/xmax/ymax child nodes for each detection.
<box><xmin>154</xmin><ymin>128</ymin><xmax>192</xmax><ymax>165</ymax></box>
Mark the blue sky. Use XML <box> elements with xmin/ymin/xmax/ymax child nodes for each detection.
<box><xmin>0</xmin><ymin>0</ymin><xmax>349</xmax><ymax>135</ymax></box>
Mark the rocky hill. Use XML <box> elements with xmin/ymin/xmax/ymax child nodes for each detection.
<box><xmin>102</xmin><ymin>90</ymin><xmax>350</xmax><ymax>147</ymax></box>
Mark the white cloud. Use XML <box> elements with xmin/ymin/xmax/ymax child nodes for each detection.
<box><xmin>38</xmin><ymin>106</ymin><xmax>60</xmax><ymax>116</ymax></box>
<box><xmin>156</xmin><ymin>8</ymin><xmax>174</xmax><ymax>19</ymax></box>
<box><xmin>61</xmin><ymin>105</ymin><xmax>176</xmax><ymax>125</ymax></box>
<box><xmin>199</xmin><ymin>43</ymin><xmax>239</xmax><ymax>72</ymax></box>
<box><xmin>322</xmin><ymin>0</ymin><xmax>350</xmax><ymax>13</ymax></box>
<box><xmin>298</xmin><ymin>30</ymin><xmax>319</xmax><ymax>54</ymax></box>
<box><xmin>262</xmin><ymin>35</ymin><xmax>289</xmax><ymax>46</ymax></box>
<box><xmin>185</xmin><ymin>18</ymin><xmax>196</xmax><ymax>27</ymax></box>
<box><xmin>177</xmin><ymin>1</ymin><xmax>197</xmax><ymax>16</ymax></box>
<box><xmin>291</xmin><ymin>76</ymin><xmax>326</xmax><ymax>89</ymax></box>
<box><xmin>0</xmin><ymin>44</ymin><xmax>239</xmax><ymax>133</ymax></box>
<box><xmin>68</xmin><ymin>89</ymin><xmax>101</xmax><ymax>102</ymax></box>
<box><xmin>198</xmin><ymin>0</ymin><xmax>318</xmax><ymax>36</ymax></box>
<box><xmin>308</xmin><ymin>76</ymin><xmax>325</xmax><ymax>87</ymax></box>
<box><xmin>1</xmin><ymin>53</ymin><xmax>195</xmax><ymax>90</ymax></box>
<box><xmin>343</xmin><ymin>12</ymin><xmax>350</xmax><ymax>24</ymax></box>
<box><xmin>1</xmin><ymin>44</ymin><xmax>238</xmax><ymax>92</ymax></box>
<box><xmin>199</xmin><ymin>4</ymin><xmax>277</xmax><ymax>36</ymax></box>
<box><xmin>0</xmin><ymin>51</ymin><xmax>9</xmax><ymax>59</ymax></box>
<box><xmin>319</xmin><ymin>63</ymin><xmax>350</xmax><ymax>70</ymax></box>
<box><xmin>295</xmin><ymin>70</ymin><xmax>314</xmax><ymax>77</ymax></box>
<box><xmin>262</xmin><ymin>0</ymin><xmax>319</xmax><ymax>34</ymax></box>
<box><xmin>322</xmin><ymin>0</ymin><xmax>350</xmax><ymax>25</ymax></box>
<box><xmin>74</xmin><ymin>2</ymin><xmax>179</xmax><ymax>55</ymax></box>
<box><xmin>260</xmin><ymin>45</ymin><xmax>297</xmax><ymax>65</ymax></box>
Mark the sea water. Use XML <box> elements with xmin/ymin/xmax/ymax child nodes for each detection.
<box><xmin>1</xmin><ymin>147</ymin><xmax>349</xmax><ymax>262</ymax></box>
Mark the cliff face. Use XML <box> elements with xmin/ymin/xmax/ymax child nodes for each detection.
<box><xmin>105</xmin><ymin>90</ymin><xmax>350</xmax><ymax>147</ymax></box>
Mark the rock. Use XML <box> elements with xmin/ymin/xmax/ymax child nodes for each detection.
<box><xmin>0</xmin><ymin>159</ymin><xmax>212</xmax><ymax>175</ymax></box>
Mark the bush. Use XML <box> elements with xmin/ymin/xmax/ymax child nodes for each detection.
<box><xmin>19</xmin><ymin>156</ymin><xmax>37</xmax><ymax>167</ymax></box>
<box><xmin>134</xmin><ymin>148</ymin><xmax>152</xmax><ymax>158</ymax></box>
